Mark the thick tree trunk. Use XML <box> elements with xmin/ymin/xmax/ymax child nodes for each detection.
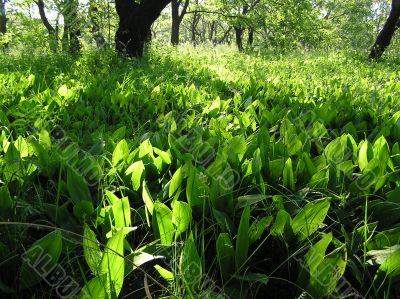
<box><xmin>115</xmin><ymin>0</ymin><xmax>170</xmax><ymax>57</ymax></box>
<box><xmin>369</xmin><ymin>0</ymin><xmax>400</xmax><ymax>60</ymax></box>
<box><xmin>0</xmin><ymin>0</ymin><xmax>6</xmax><ymax>35</ymax></box>
<box><xmin>235</xmin><ymin>27</ymin><xmax>244</xmax><ymax>51</ymax></box>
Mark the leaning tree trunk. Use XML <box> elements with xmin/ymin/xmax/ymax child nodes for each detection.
<box><xmin>36</xmin><ymin>0</ymin><xmax>58</xmax><ymax>51</ymax></box>
<box><xmin>115</xmin><ymin>0</ymin><xmax>171</xmax><ymax>57</ymax></box>
<box><xmin>369</xmin><ymin>0</ymin><xmax>400</xmax><ymax>60</ymax></box>
<box><xmin>0</xmin><ymin>0</ymin><xmax>6</xmax><ymax>35</ymax></box>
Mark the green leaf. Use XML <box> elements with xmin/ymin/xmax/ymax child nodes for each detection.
<box><xmin>142</xmin><ymin>181</ymin><xmax>154</xmax><ymax>227</ymax></box>
<box><xmin>186</xmin><ymin>166</ymin><xmax>202</xmax><ymax>208</ymax></box>
<box><xmin>180</xmin><ymin>236</ymin><xmax>202</xmax><ymax>295</ymax></box>
<box><xmin>283</xmin><ymin>158</ymin><xmax>295</xmax><ymax>191</ymax></box>
<box><xmin>216</xmin><ymin>233</ymin><xmax>235</xmax><ymax>282</ymax></box>
<box><xmin>112</xmin><ymin>139</ymin><xmax>129</xmax><ymax>166</ymax></box>
<box><xmin>0</xmin><ymin>186</ymin><xmax>14</xmax><ymax>219</ymax></box>
<box><xmin>58</xmin><ymin>84</ymin><xmax>69</xmax><ymax>97</ymax></box>
<box><xmin>154</xmin><ymin>265</ymin><xmax>174</xmax><ymax>281</ymax></box>
<box><xmin>172</xmin><ymin>201</ymin><xmax>192</xmax><ymax>238</ymax></box>
<box><xmin>78</xmin><ymin>276</ymin><xmax>106</xmax><ymax>299</ymax></box>
<box><xmin>83</xmin><ymin>225</ymin><xmax>103</xmax><ymax>275</ymax></box>
<box><xmin>271</xmin><ymin>210</ymin><xmax>292</xmax><ymax>238</ymax></box>
<box><xmin>19</xmin><ymin>231</ymin><xmax>63</xmax><ymax>289</ymax></box>
<box><xmin>67</xmin><ymin>166</ymin><xmax>91</xmax><ymax>203</ymax></box>
<box><xmin>99</xmin><ymin>228</ymin><xmax>132</xmax><ymax>298</ymax></box>
<box><xmin>153</xmin><ymin>201</ymin><xmax>175</xmax><ymax>245</ymax></box>
<box><xmin>249</xmin><ymin>216</ymin><xmax>273</xmax><ymax>244</ymax></box>
<box><xmin>292</xmin><ymin>199</ymin><xmax>330</xmax><ymax>241</ymax></box>
<box><xmin>169</xmin><ymin>167</ymin><xmax>183</xmax><ymax>201</ymax></box>
<box><xmin>111</xmin><ymin>197</ymin><xmax>131</xmax><ymax>228</ymax></box>
<box><xmin>235</xmin><ymin>204</ymin><xmax>250</xmax><ymax>272</ymax></box>
<box><xmin>125</xmin><ymin>160</ymin><xmax>145</xmax><ymax>191</ymax></box>
<box><xmin>73</xmin><ymin>200</ymin><xmax>94</xmax><ymax>219</ymax></box>
<box><xmin>154</xmin><ymin>147</ymin><xmax>172</xmax><ymax>164</ymax></box>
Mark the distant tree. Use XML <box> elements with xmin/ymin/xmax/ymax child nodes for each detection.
<box><xmin>115</xmin><ymin>0</ymin><xmax>171</xmax><ymax>57</ymax></box>
<box><xmin>0</xmin><ymin>0</ymin><xmax>6</xmax><ymax>35</ymax></box>
<box><xmin>171</xmin><ymin>0</ymin><xmax>189</xmax><ymax>45</ymax></box>
<box><xmin>370</xmin><ymin>0</ymin><xmax>400</xmax><ymax>59</ymax></box>
<box><xmin>60</xmin><ymin>0</ymin><xmax>82</xmax><ymax>54</ymax></box>
<box><xmin>89</xmin><ymin>0</ymin><xmax>106</xmax><ymax>48</ymax></box>
<box><xmin>35</xmin><ymin>0</ymin><xmax>58</xmax><ymax>51</ymax></box>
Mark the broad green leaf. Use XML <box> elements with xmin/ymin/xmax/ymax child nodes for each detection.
<box><xmin>172</xmin><ymin>201</ymin><xmax>192</xmax><ymax>237</ymax></box>
<box><xmin>125</xmin><ymin>160</ymin><xmax>145</xmax><ymax>191</ymax></box>
<box><xmin>78</xmin><ymin>276</ymin><xmax>106</xmax><ymax>299</ymax></box>
<box><xmin>154</xmin><ymin>265</ymin><xmax>174</xmax><ymax>281</ymax></box>
<box><xmin>180</xmin><ymin>236</ymin><xmax>202</xmax><ymax>295</ymax></box>
<box><xmin>154</xmin><ymin>147</ymin><xmax>172</xmax><ymax>164</ymax></box>
<box><xmin>271</xmin><ymin>210</ymin><xmax>292</xmax><ymax>237</ymax></box>
<box><xmin>283</xmin><ymin>158</ymin><xmax>295</xmax><ymax>191</ymax></box>
<box><xmin>235</xmin><ymin>204</ymin><xmax>250</xmax><ymax>271</ymax></box>
<box><xmin>19</xmin><ymin>231</ymin><xmax>63</xmax><ymax>289</ymax></box>
<box><xmin>153</xmin><ymin>201</ymin><xmax>175</xmax><ymax>245</ymax></box>
<box><xmin>112</xmin><ymin>139</ymin><xmax>129</xmax><ymax>166</ymax></box>
<box><xmin>111</xmin><ymin>197</ymin><xmax>131</xmax><ymax>228</ymax></box>
<box><xmin>142</xmin><ymin>181</ymin><xmax>154</xmax><ymax>227</ymax></box>
<box><xmin>67</xmin><ymin>166</ymin><xmax>91</xmax><ymax>203</ymax></box>
<box><xmin>169</xmin><ymin>167</ymin><xmax>183</xmax><ymax>201</ymax></box>
<box><xmin>83</xmin><ymin>224</ymin><xmax>102</xmax><ymax>275</ymax></box>
<box><xmin>292</xmin><ymin>199</ymin><xmax>330</xmax><ymax>241</ymax></box>
<box><xmin>0</xmin><ymin>186</ymin><xmax>14</xmax><ymax>219</ymax></box>
<box><xmin>216</xmin><ymin>233</ymin><xmax>235</xmax><ymax>282</ymax></box>
<box><xmin>99</xmin><ymin>228</ymin><xmax>132</xmax><ymax>298</ymax></box>
<box><xmin>249</xmin><ymin>216</ymin><xmax>273</xmax><ymax>244</ymax></box>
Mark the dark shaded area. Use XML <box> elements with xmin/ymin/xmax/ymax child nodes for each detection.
<box><xmin>115</xmin><ymin>0</ymin><xmax>171</xmax><ymax>57</ymax></box>
<box><xmin>0</xmin><ymin>0</ymin><xmax>6</xmax><ymax>35</ymax></box>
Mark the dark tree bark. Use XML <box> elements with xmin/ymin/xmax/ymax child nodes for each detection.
<box><xmin>247</xmin><ymin>27</ymin><xmax>254</xmax><ymax>47</ymax></box>
<box><xmin>369</xmin><ymin>0</ymin><xmax>400</xmax><ymax>60</ymax></box>
<box><xmin>115</xmin><ymin>0</ymin><xmax>171</xmax><ymax>57</ymax></box>
<box><xmin>35</xmin><ymin>0</ymin><xmax>58</xmax><ymax>51</ymax></box>
<box><xmin>234</xmin><ymin>4</ymin><xmax>248</xmax><ymax>51</ymax></box>
<box><xmin>0</xmin><ymin>0</ymin><xmax>7</xmax><ymax>35</ymax></box>
<box><xmin>235</xmin><ymin>27</ymin><xmax>244</xmax><ymax>51</ymax></box>
<box><xmin>171</xmin><ymin>0</ymin><xmax>189</xmax><ymax>45</ymax></box>
<box><xmin>89</xmin><ymin>0</ymin><xmax>106</xmax><ymax>48</ymax></box>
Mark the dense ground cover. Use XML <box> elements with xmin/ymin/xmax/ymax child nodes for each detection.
<box><xmin>1</xmin><ymin>47</ymin><xmax>400</xmax><ymax>298</ymax></box>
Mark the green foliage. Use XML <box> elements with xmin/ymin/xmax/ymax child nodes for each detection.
<box><xmin>2</xmin><ymin>46</ymin><xmax>400</xmax><ymax>298</ymax></box>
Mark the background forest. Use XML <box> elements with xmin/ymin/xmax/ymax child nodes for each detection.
<box><xmin>2</xmin><ymin>1</ymin><xmax>400</xmax><ymax>299</ymax></box>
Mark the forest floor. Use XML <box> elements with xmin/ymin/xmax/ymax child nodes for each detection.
<box><xmin>1</xmin><ymin>46</ymin><xmax>400</xmax><ymax>298</ymax></box>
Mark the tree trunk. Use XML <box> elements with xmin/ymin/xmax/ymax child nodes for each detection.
<box><xmin>36</xmin><ymin>0</ymin><xmax>58</xmax><ymax>51</ymax></box>
<box><xmin>235</xmin><ymin>27</ymin><xmax>244</xmax><ymax>51</ymax></box>
<box><xmin>369</xmin><ymin>0</ymin><xmax>400</xmax><ymax>60</ymax></box>
<box><xmin>0</xmin><ymin>0</ymin><xmax>6</xmax><ymax>35</ymax></box>
<box><xmin>115</xmin><ymin>0</ymin><xmax>170</xmax><ymax>57</ymax></box>
<box><xmin>171</xmin><ymin>0</ymin><xmax>180</xmax><ymax>45</ymax></box>
<box><xmin>247</xmin><ymin>28</ymin><xmax>254</xmax><ymax>47</ymax></box>
<box><xmin>61</xmin><ymin>0</ymin><xmax>82</xmax><ymax>54</ymax></box>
